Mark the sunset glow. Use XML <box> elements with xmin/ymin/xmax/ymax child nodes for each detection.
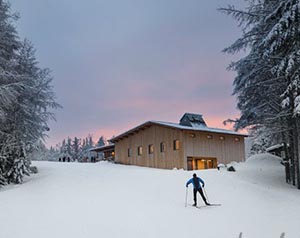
<box><xmin>10</xmin><ymin>0</ymin><xmax>245</xmax><ymax>147</ymax></box>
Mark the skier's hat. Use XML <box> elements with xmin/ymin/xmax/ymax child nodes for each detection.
<box><xmin>193</xmin><ymin>173</ymin><xmax>197</xmax><ymax>177</ymax></box>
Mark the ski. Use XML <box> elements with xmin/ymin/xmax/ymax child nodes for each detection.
<box><xmin>188</xmin><ymin>203</ymin><xmax>222</xmax><ymax>208</ymax></box>
<box><xmin>194</xmin><ymin>204</ymin><xmax>222</xmax><ymax>209</ymax></box>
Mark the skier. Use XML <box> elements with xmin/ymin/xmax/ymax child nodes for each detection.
<box><xmin>186</xmin><ymin>173</ymin><xmax>210</xmax><ymax>206</ymax></box>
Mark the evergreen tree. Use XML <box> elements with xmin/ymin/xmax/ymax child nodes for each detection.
<box><xmin>72</xmin><ymin>137</ymin><xmax>80</xmax><ymax>161</ymax></box>
<box><xmin>220</xmin><ymin>0</ymin><xmax>300</xmax><ymax>188</ymax></box>
<box><xmin>48</xmin><ymin>145</ymin><xmax>60</xmax><ymax>161</ymax></box>
<box><xmin>27</xmin><ymin>140</ymin><xmax>48</xmax><ymax>161</ymax></box>
<box><xmin>81</xmin><ymin>136</ymin><xmax>93</xmax><ymax>159</ymax></box>
<box><xmin>0</xmin><ymin>0</ymin><xmax>20</xmax><ymax>122</ymax></box>
<box><xmin>56</xmin><ymin>135</ymin><xmax>98</xmax><ymax>162</ymax></box>
<box><xmin>82</xmin><ymin>138</ymin><xmax>86</xmax><ymax>149</ymax></box>
<box><xmin>88</xmin><ymin>135</ymin><xmax>93</xmax><ymax>148</ymax></box>
<box><xmin>0</xmin><ymin>1</ymin><xmax>59</xmax><ymax>185</ymax></box>
<box><xmin>4</xmin><ymin>39</ymin><xmax>59</xmax><ymax>181</ymax></box>
<box><xmin>0</xmin><ymin>0</ymin><xmax>20</xmax><ymax>185</ymax></box>
<box><xmin>249</xmin><ymin>126</ymin><xmax>280</xmax><ymax>155</ymax></box>
<box><xmin>66</xmin><ymin>137</ymin><xmax>72</xmax><ymax>160</ymax></box>
<box><xmin>85</xmin><ymin>138</ymin><xmax>89</xmax><ymax>148</ymax></box>
<box><xmin>96</xmin><ymin>136</ymin><xmax>106</xmax><ymax>147</ymax></box>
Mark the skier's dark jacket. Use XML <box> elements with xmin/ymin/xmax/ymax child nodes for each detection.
<box><xmin>186</xmin><ymin>177</ymin><xmax>205</xmax><ymax>189</ymax></box>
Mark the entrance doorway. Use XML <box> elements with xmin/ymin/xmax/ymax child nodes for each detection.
<box><xmin>187</xmin><ymin>157</ymin><xmax>217</xmax><ymax>170</ymax></box>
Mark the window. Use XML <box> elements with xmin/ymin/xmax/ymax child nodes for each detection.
<box><xmin>137</xmin><ymin>146</ymin><xmax>143</xmax><ymax>156</ymax></box>
<box><xmin>219</xmin><ymin>136</ymin><xmax>225</xmax><ymax>140</ymax></box>
<box><xmin>148</xmin><ymin>144</ymin><xmax>154</xmax><ymax>154</ymax></box>
<box><xmin>173</xmin><ymin>140</ymin><xmax>180</xmax><ymax>150</ymax></box>
<box><xmin>189</xmin><ymin>133</ymin><xmax>196</xmax><ymax>138</ymax></box>
<box><xmin>207</xmin><ymin>135</ymin><xmax>213</xmax><ymax>139</ymax></box>
<box><xmin>160</xmin><ymin>142</ymin><xmax>166</xmax><ymax>153</ymax></box>
<box><xmin>128</xmin><ymin>148</ymin><xmax>132</xmax><ymax>157</ymax></box>
<box><xmin>234</xmin><ymin>137</ymin><xmax>240</xmax><ymax>142</ymax></box>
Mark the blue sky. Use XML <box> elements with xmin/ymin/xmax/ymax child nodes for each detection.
<box><xmin>10</xmin><ymin>0</ymin><xmax>245</xmax><ymax>146</ymax></box>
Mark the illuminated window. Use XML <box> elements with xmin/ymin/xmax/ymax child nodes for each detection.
<box><xmin>207</xmin><ymin>135</ymin><xmax>213</xmax><ymax>139</ymax></box>
<box><xmin>148</xmin><ymin>144</ymin><xmax>154</xmax><ymax>154</ymax></box>
<box><xmin>160</xmin><ymin>142</ymin><xmax>166</xmax><ymax>152</ymax></box>
<box><xmin>173</xmin><ymin>140</ymin><xmax>180</xmax><ymax>150</ymax></box>
<box><xmin>219</xmin><ymin>136</ymin><xmax>225</xmax><ymax>140</ymax></box>
<box><xmin>234</xmin><ymin>137</ymin><xmax>240</xmax><ymax>142</ymax></box>
<box><xmin>128</xmin><ymin>148</ymin><xmax>132</xmax><ymax>157</ymax></box>
<box><xmin>137</xmin><ymin>146</ymin><xmax>143</xmax><ymax>156</ymax></box>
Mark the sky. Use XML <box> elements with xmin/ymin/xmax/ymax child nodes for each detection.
<box><xmin>10</xmin><ymin>0</ymin><xmax>245</xmax><ymax>147</ymax></box>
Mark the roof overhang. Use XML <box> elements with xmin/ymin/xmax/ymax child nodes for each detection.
<box><xmin>109</xmin><ymin>121</ymin><xmax>248</xmax><ymax>143</ymax></box>
<box><xmin>90</xmin><ymin>144</ymin><xmax>115</xmax><ymax>153</ymax></box>
<box><xmin>110</xmin><ymin>121</ymin><xmax>153</xmax><ymax>143</ymax></box>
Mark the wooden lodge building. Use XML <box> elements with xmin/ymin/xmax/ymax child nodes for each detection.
<box><xmin>104</xmin><ymin>113</ymin><xmax>247</xmax><ymax>170</ymax></box>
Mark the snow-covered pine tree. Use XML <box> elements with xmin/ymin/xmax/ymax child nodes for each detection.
<box><xmin>59</xmin><ymin>139</ymin><xmax>71</xmax><ymax>160</ymax></box>
<box><xmin>60</xmin><ymin>139</ymin><xmax>66</xmax><ymax>154</ymax></box>
<box><xmin>47</xmin><ymin>145</ymin><xmax>60</xmax><ymax>161</ymax></box>
<box><xmin>249</xmin><ymin>126</ymin><xmax>281</xmax><ymax>155</ymax></box>
<box><xmin>0</xmin><ymin>0</ymin><xmax>20</xmax><ymax>122</ymax></box>
<box><xmin>28</xmin><ymin>140</ymin><xmax>48</xmax><ymax>161</ymax></box>
<box><xmin>79</xmin><ymin>138</ymin><xmax>86</xmax><ymax>161</ymax></box>
<box><xmin>96</xmin><ymin>136</ymin><xmax>106</xmax><ymax>147</ymax></box>
<box><xmin>88</xmin><ymin>135</ymin><xmax>94</xmax><ymax>148</ymax></box>
<box><xmin>82</xmin><ymin>136</ymin><xmax>93</xmax><ymax>160</ymax></box>
<box><xmin>0</xmin><ymin>155</ymin><xmax>7</xmax><ymax>186</ymax></box>
<box><xmin>66</xmin><ymin>137</ymin><xmax>73</xmax><ymax>160</ymax></box>
<box><xmin>81</xmin><ymin>138</ymin><xmax>86</xmax><ymax>149</ymax></box>
<box><xmin>220</xmin><ymin>0</ymin><xmax>300</xmax><ymax>188</ymax></box>
<box><xmin>3</xmin><ymin>39</ymin><xmax>59</xmax><ymax>183</ymax></box>
<box><xmin>85</xmin><ymin>137</ymin><xmax>89</xmax><ymax>148</ymax></box>
<box><xmin>72</xmin><ymin>137</ymin><xmax>80</xmax><ymax>161</ymax></box>
<box><xmin>0</xmin><ymin>0</ymin><xmax>21</xmax><ymax>186</ymax></box>
<box><xmin>57</xmin><ymin>135</ymin><xmax>97</xmax><ymax>162</ymax></box>
<box><xmin>95</xmin><ymin>136</ymin><xmax>106</xmax><ymax>160</ymax></box>
<box><xmin>0</xmin><ymin>1</ymin><xmax>60</xmax><ymax>186</ymax></box>
<box><xmin>2</xmin><ymin>136</ymin><xmax>30</xmax><ymax>184</ymax></box>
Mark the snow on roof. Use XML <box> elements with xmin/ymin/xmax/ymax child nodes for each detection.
<box><xmin>150</xmin><ymin>120</ymin><xmax>247</xmax><ymax>136</ymax></box>
<box><xmin>89</xmin><ymin>144</ymin><xmax>115</xmax><ymax>152</ymax></box>
<box><xmin>110</xmin><ymin>120</ymin><xmax>247</xmax><ymax>142</ymax></box>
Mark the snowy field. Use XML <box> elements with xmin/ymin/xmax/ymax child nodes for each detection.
<box><xmin>1</xmin><ymin>154</ymin><xmax>300</xmax><ymax>238</ymax></box>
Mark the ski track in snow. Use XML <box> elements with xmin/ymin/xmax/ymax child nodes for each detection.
<box><xmin>0</xmin><ymin>154</ymin><xmax>300</xmax><ymax>238</ymax></box>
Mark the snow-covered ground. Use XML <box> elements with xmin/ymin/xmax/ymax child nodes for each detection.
<box><xmin>1</xmin><ymin>154</ymin><xmax>300</xmax><ymax>238</ymax></box>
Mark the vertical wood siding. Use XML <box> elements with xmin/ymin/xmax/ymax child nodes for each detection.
<box><xmin>183</xmin><ymin>131</ymin><xmax>245</xmax><ymax>169</ymax></box>
<box><xmin>114</xmin><ymin>125</ymin><xmax>245</xmax><ymax>170</ymax></box>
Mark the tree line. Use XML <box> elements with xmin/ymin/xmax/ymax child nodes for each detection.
<box><xmin>0</xmin><ymin>1</ymin><xmax>59</xmax><ymax>186</ymax></box>
<box><xmin>46</xmin><ymin>135</ymin><xmax>107</xmax><ymax>162</ymax></box>
<box><xmin>221</xmin><ymin>0</ymin><xmax>300</xmax><ymax>188</ymax></box>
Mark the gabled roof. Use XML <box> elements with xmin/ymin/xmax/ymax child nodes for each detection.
<box><xmin>110</xmin><ymin>120</ymin><xmax>248</xmax><ymax>143</ymax></box>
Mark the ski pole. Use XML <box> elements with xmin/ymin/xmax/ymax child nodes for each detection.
<box><xmin>185</xmin><ymin>187</ymin><xmax>188</xmax><ymax>207</ymax></box>
<box><xmin>203</xmin><ymin>187</ymin><xmax>210</xmax><ymax>203</ymax></box>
